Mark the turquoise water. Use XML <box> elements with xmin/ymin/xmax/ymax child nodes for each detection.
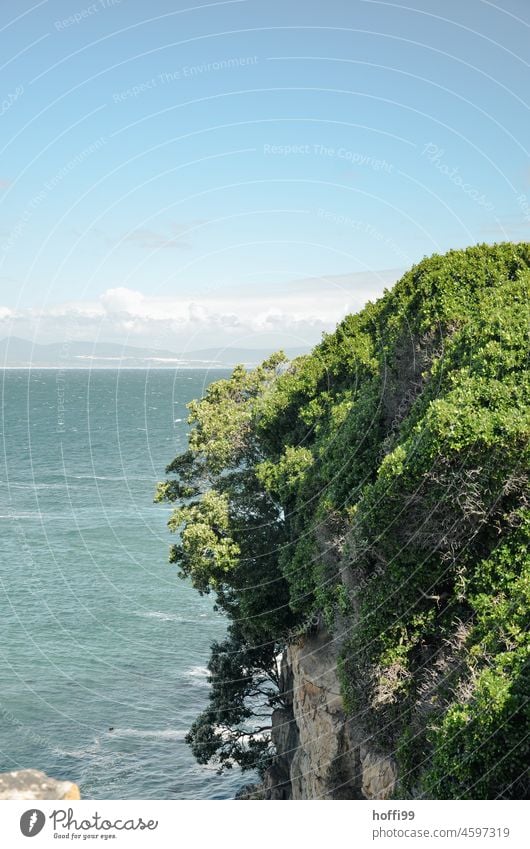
<box><xmin>0</xmin><ymin>368</ymin><xmax>243</xmax><ymax>799</ymax></box>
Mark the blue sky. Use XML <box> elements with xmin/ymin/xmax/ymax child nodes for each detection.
<box><xmin>1</xmin><ymin>0</ymin><xmax>529</xmax><ymax>350</ymax></box>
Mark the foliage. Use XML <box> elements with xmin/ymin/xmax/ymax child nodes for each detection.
<box><xmin>156</xmin><ymin>353</ymin><xmax>294</xmax><ymax>771</ymax></box>
<box><xmin>158</xmin><ymin>243</ymin><xmax>530</xmax><ymax>795</ymax></box>
<box><xmin>422</xmin><ymin>513</ymin><xmax>530</xmax><ymax>799</ymax></box>
<box><xmin>185</xmin><ymin>628</ymin><xmax>280</xmax><ymax>775</ymax></box>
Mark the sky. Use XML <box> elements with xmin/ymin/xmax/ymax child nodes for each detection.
<box><xmin>0</xmin><ymin>0</ymin><xmax>529</xmax><ymax>352</ymax></box>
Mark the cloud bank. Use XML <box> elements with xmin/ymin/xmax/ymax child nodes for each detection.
<box><xmin>0</xmin><ymin>269</ymin><xmax>401</xmax><ymax>350</ymax></box>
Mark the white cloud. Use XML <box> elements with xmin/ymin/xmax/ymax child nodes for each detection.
<box><xmin>100</xmin><ymin>287</ymin><xmax>146</xmax><ymax>315</ymax></box>
<box><xmin>0</xmin><ymin>269</ymin><xmax>400</xmax><ymax>349</ymax></box>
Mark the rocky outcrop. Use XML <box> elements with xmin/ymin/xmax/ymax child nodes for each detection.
<box><xmin>360</xmin><ymin>748</ymin><xmax>398</xmax><ymax>800</ymax></box>
<box><xmin>261</xmin><ymin>653</ymin><xmax>299</xmax><ymax>800</ymax></box>
<box><xmin>263</xmin><ymin>628</ymin><xmax>397</xmax><ymax>800</ymax></box>
<box><xmin>0</xmin><ymin>769</ymin><xmax>81</xmax><ymax>800</ymax></box>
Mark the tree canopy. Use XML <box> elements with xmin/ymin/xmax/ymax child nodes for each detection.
<box><xmin>158</xmin><ymin>243</ymin><xmax>530</xmax><ymax>796</ymax></box>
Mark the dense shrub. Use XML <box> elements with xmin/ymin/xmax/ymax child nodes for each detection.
<box><xmin>159</xmin><ymin>243</ymin><xmax>530</xmax><ymax>796</ymax></box>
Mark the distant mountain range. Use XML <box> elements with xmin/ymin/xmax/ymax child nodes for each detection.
<box><xmin>0</xmin><ymin>338</ymin><xmax>309</xmax><ymax>368</ymax></box>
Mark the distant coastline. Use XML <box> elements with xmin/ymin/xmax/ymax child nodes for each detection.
<box><xmin>0</xmin><ymin>338</ymin><xmax>309</xmax><ymax>370</ymax></box>
<box><xmin>0</xmin><ymin>364</ymin><xmax>237</xmax><ymax>368</ymax></box>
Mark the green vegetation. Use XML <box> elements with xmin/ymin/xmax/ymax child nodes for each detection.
<box><xmin>157</xmin><ymin>243</ymin><xmax>530</xmax><ymax>797</ymax></box>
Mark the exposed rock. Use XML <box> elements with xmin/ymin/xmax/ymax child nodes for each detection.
<box><xmin>289</xmin><ymin>628</ymin><xmax>359</xmax><ymax>799</ymax></box>
<box><xmin>262</xmin><ymin>651</ymin><xmax>298</xmax><ymax>799</ymax></box>
<box><xmin>262</xmin><ymin>762</ymin><xmax>292</xmax><ymax>800</ymax></box>
<box><xmin>266</xmin><ymin>706</ymin><xmax>297</xmax><ymax>799</ymax></box>
<box><xmin>360</xmin><ymin>747</ymin><xmax>398</xmax><ymax>800</ymax></box>
<box><xmin>0</xmin><ymin>769</ymin><xmax>81</xmax><ymax>800</ymax></box>
<box><xmin>263</xmin><ymin>627</ymin><xmax>398</xmax><ymax>800</ymax></box>
<box><xmin>235</xmin><ymin>782</ymin><xmax>266</xmax><ymax>800</ymax></box>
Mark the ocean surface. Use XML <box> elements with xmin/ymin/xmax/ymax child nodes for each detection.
<box><xmin>0</xmin><ymin>368</ymin><xmax>245</xmax><ymax>799</ymax></box>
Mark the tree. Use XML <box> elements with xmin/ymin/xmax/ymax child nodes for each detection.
<box><xmin>158</xmin><ymin>243</ymin><xmax>530</xmax><ymax>797</ymax></box>
<box><xmin>156</xmin><ymin>353</ymin><xmax>296</xmax><ymax>774</ymax></box>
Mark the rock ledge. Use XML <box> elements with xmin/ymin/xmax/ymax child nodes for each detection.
<box><xmin>0</xmin><ymin>769</ymin><xmax>81</xmax><ymax>800</ymax></box>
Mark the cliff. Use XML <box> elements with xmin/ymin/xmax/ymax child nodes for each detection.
<box><xmin>265</xmin><ymin>630</ymin><xmax>397</xmax><ymax>800</ymax></box>
<box><xmin>159</xmin><ymin>243</ymin><xmax>530</xmax><ymax>799</ymax></box>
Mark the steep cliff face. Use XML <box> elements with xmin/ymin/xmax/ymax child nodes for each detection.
<box><xmin>264</xmin><ymin>628</ymin><xmax>397</xmax><ymax>800</ymax></box>
<box><xmin>162</xmin><ymin>243</ymin><xmax>530</xmax><ymax>800</ymax></box>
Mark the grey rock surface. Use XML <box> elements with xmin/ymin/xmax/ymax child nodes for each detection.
<box><xmin>0</xmin><ymin>769</ymin><xmax>81</xmax><ymax>800</ymax></box>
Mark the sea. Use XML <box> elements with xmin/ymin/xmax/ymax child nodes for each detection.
<box><xmin>0</xmin><ymin>368</ymin><xmax>245</xmax><ymax>799</ymax></box>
